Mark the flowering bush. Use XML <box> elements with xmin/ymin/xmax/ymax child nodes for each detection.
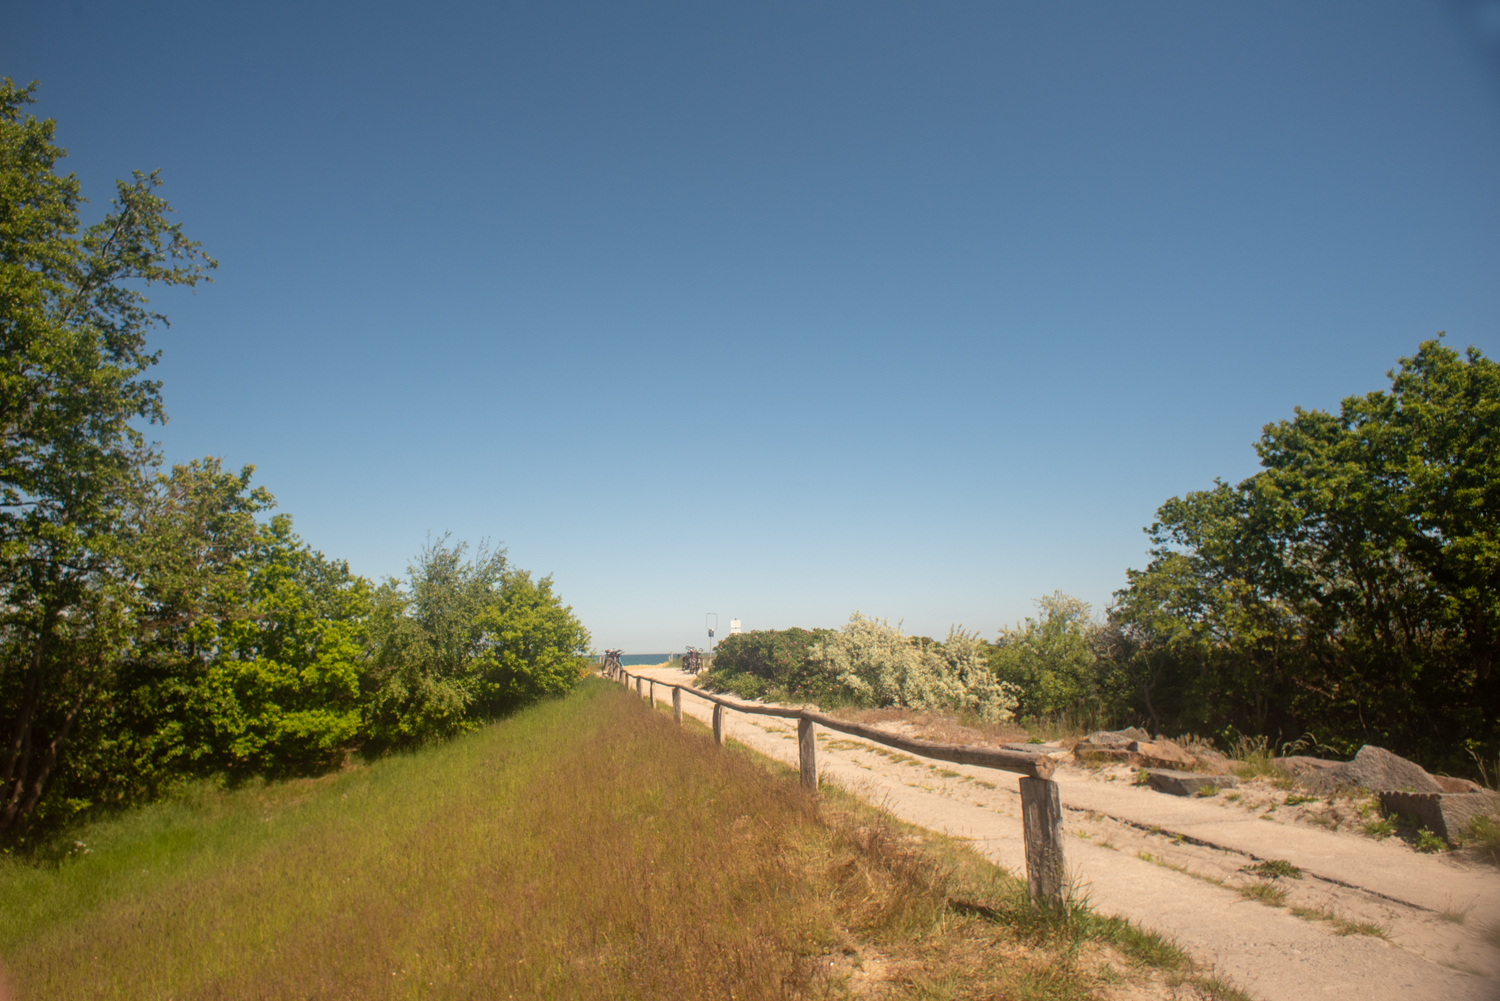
<box><xmin>809</xmin><ymin>613</ymin><xmax>1018</xmax><ymax>722</ymax></box>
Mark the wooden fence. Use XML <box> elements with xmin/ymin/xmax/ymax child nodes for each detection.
<box><xmin>606</xmin><ymin>663</ymin><xmax>1067</xmax><ymax>907</ymax></box>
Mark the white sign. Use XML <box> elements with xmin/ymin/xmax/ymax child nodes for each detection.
<box><xmin>729</xmin><ymin>619</ymin><xmax>742</xmax><ymax>634</ymax></box>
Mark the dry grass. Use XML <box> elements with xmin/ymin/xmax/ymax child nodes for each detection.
<box><xmin>2</xmin><ymin>680</ymin><xmax>1226</xmax><ymax>1000</ymax></box>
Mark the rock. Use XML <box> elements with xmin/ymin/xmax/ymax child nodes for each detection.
<box><xmin>1071</xmin><ymin>742</ymin><xmax>1138</xmax><ymax>764</ymax></box>
<box><xmin>1276</xmin><ymin>755</ymin><xmax>1343</xmax><ymax>777</ymax></box>
<box><xmin>1295</xmin><ymin>745</ymin><xmax>1445</xmax><ymax>795</ymax></box>
<box><xmin>1378</xmin><ymin>789</ymin><xmax>1500</xmax><ymax>843</ymax></box>
<box><xmin>1341</xmin><ymin>745</ymin><xmax>1445</xmax><ymax>794</ymax></box>
<box><xmin>1145</xmin><ymin>769</ymin><xmax>1239</xmax><ymax>797</ymax></box>
<box><xmin>1189</xmin><ymin>746</ymin><xmax>1231</xmax><ymax>772</ymax></box>
<box><xmin>1128</xmin><ymin>739</ymin><xmax>1197</xmax><ymax>769</ymax></box>
<box><xmin>1434</xmin><ymin>775</ymin><xmax>1483</xmax><ymax>794</ymax></box>
<box><xmin>1085</xmin><ymin>727</ymin><xmax>1151</xmax><ymax>746</ymax></box>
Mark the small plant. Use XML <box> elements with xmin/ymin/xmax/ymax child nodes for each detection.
<box><xmin>1240</xmin><ymin>859</ymin><xmax>1302</xmax><ymax>880</ymax></box>
<box><xmin>1290</xmin><ymin>906</ymin><xmax>1389</xmax><ymax>938</ymax></box>
<box><xmin>1224</xmin><ymin>792</ymin><xmax>1241</xmax><ymax>803</ymax></box>
<box><xmin>1238</xmin><ymin>882</ymin><xmax>1287</xmax><ymax>906</ymax></box>
<box><xmin>1438</xmin><ymin>905</ymin><xmax>1470</xmax><ymax>925</ymax></box>
<box><xmin>1464</xmin><ymin>815</ymin><xmax>1500</xmax><ymax>866</ymax></box>
<box><xmin>1284</xmin><ymin>794</ymin><xmax>1317</xmax><ymax>806</ymax></box>
<box><xmin>1362</xmin><ymin>817</ymin><xmax>1394</xmax><ymax>838</ymax></box>
<box><xmin>1413</xmin><ymin>827</ymin><xmax>1448</xmax><ymax>853</ymax></box>
<box><xmin>1026</xmin><ymin>737</ymin><xmax>1044</xmax><ymax>744</ymax></box>
<box><xmin>1195</xmin><ymin>785</ymin><xmax>1220</xmax><ymax>797</ymax></box>
<box><xmin>1134</xmin><ymin>768</ymin><xmax>1151</xmax><ymax>786</ymax></box>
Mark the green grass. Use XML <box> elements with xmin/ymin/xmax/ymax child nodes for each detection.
<box><xmin>1289</xmin><ymin>906</ymin><xmax>1389</xmax><ymax>939</ymax></box>
<box><xmin>1240</xmin><ymin>859</ymin><xmax>1302</xmax><ymax>880</ymax></box>
<box><xmin>1</xmin><ymin>678</ymin><xmax>1240</xmax><ymax>1001</ymax></box>
<box><xmin>1237</xmin><ymin>882</ymin><xmax>1288</xmax><ymax>906</ymax></box>
<box><xmin>1463</xmin><ymin>814</ymin><xmax>1500</xmax><ymax>866</ymax></box>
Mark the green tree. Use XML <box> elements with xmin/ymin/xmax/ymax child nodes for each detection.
<box><xmin>365</xmin><ymin>537</ymin><xmax>590</xmax><ymax>749</ymax></box>
<box><xmin>1111</xmin><ymin>337</ymin><xmax>1500</xmax><ymax>769</ymax></box>
<box><xmin>0</xmin><ymin>80</ymin><xmax>214</xmax><ymax>834</ymax></box>
<box><xmin>989</xmin><ymin>593</ymin><xmax>1109</xmax><ymax>721</ymax></box>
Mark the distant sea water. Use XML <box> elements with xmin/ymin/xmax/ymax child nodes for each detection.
<box><xmin>617</xmin><ymin>653</ymin><xmax>673</xmax><ymax>666</ymax></box>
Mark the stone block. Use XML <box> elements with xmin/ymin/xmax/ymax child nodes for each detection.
<box><xmin>1129</xmin><ymin>739</ymin><xmax>1197</xmax><ymax>769</ymax></box>
<box><xmin>1145</xmin><ymin>769</ymin><xmax>1239</xmax><ymax>797</ymax></box>
<box><xmin>1379</xmin><ymin>789</ymin><xmax>1500</xmax><ymax>843</ymax></box>
<box><xmin>1084</xmin><ymin>727</ymin><xmax>1150</xmax><ymax>746</ymax></box>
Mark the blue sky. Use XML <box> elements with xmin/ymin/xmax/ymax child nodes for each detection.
<box><xmin>5</xmin><ymin>2</ymin><xmax>1499</xmax><ymax>651</ymax></box>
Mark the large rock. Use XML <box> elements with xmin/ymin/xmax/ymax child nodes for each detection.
<box><xmin>1341</xmin><ymin>745</ymin><xmax>1444</xmax><ymax>794</ymax></box>
<box><xmin>1128</xmin><ymin>739</ymin><xmax>1197</xmax><ymax>769</ymax></box>
<box><xmin>1379</xmin><ymin>789</ymin><xmax>1500</xmax><ymax>843</ymax></box>
<box><xmin>1085</xmin><ymin>727</ymin><xmax>1151</xmax><ymax>746</ymax></box>
<box><xmin>1296</xmin><ymin>745</ymin><xmax>1445</xmax><ymax>795</ymax></box>
<box><xmin>1071</xmin><ymin>743</ymin><xmax>1138</xmax><ymax>764</ymax></box>
<box><xmin>1146</xmin><ymin>769</ymin><xmax>1239</xmax><ymax>797</ymax></box>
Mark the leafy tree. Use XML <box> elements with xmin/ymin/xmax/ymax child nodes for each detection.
<box><xmin>207</xmin><ymin>513</ymin><xmax>373</xmax><ymax>775</ymax></box>
<box><xmin>365</xmin><ymin>537</ymin><xmax>590</xmax><ymax>749</ymax></box>
<box><xmin>1111</xmin><ymin>337</ymin><xmax>1499</xmax><ymax>770</ymax></box>
<box><xmin>989</xmin><ymin>592</ymin><xmax>1113</xmax><ymax>721</ymax></box>
<box><xmin>0</xmin><ymin>80</ymin><xmax>214</xmax><ymax>834</ymax></box>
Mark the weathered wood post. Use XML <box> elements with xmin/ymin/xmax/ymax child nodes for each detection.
<box><xmin>649</xmin><ymin>679</ymin><xmax>655</xmax><ymax>707</ymax></box>
<box><xmin>712</xmin><ymin>703</ymin><xmax>725</xmax><ymax>745</ymax></box>
<box><xmin>1019</xmin><ymin>777</ymin><xmax>1066</xmax><ymax>909</ymax></box>
<box><xmin>797</xmin><ymin>717</ymin><xmax>818</xmax><ymax>791</ymax></box>
<box><xmin>672</xmin><ymin>686</ymin><xmax>682</xmax><ymax>723</ymax></box>
<box><xmin>636</xmin><ymin>677</ymin><xmax>644</xmax><ymax>699</ymax></box>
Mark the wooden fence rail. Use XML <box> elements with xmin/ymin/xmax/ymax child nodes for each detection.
<box><xmin>606</xmin><ymin>662</ymin><xmax>1066</xmax><ymax>908</ymax></box>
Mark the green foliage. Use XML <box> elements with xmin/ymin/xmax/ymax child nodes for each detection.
<box><xmin>0</xmin><ymin>79</ymin><xmax>216</xmax><ymax>835</ymax></box>
<box><xmin>1240</xmin><ymin>859</ymin><xmax>1302</xmax><ymax>880</ymax></box>
<box><xmin>809</xmin><ymin>613</ymin><xmax>1018</xmax><ymax>721</ymax></box>
<box><xmin>988</xmin><ymin>592</ymin><xmax>1119</xmax><ymax>720</ymax></box>
<box><xmin>364</xmin><ymin>537</ymin><xmax>589</xmax><ymax>750</ymax></box>
<box><xmin>702</xmin><ymin>627</ymin><xmax>831</xmax><ymax>699</ymax></box>
<box><xmin>0</xmin><ymin>83</ymin><xmax>591</xmax><ymax>843</ymax></box>
<box><xmin>1109</xmin><ymin>337</ymin><xmax>1500</xmax><ymax>775</ymax></box>
<box><xmin>1413</xmin><ymin>827</ymin><xmax>1448</xmax><ymax>853</ymax></box>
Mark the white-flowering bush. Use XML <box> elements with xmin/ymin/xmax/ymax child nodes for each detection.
<box><xmin>809</xmin><ymin>612</ymin><xmax>1017</xmax><ymax>722</ymax></box>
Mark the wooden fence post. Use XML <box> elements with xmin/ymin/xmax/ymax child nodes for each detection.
<box><xmin>649</xmin><ymin>680</ymin><xmax>655</xmax><ymax>706</ymax></box>
<box><xmin>636</xmin><ymin>677</ymin><xmax>644</xmax><ymax>699</ymax></box>
<box><xmin>672</xmin><ymin>687</ymin><xmax>682</xmax><ymax>723</ymax></box>
<box><xmin>712</xmin><ymin>704</ymin><xmax>725</xmax><ymax>745</ymax></box>
<box><xmin>797</xmin><ymin>717</ymin><xmax>818</xmax><ymax>792</ymax></box>
<box><xmin>1019</xmin><ymin>777</ymin><xmax>1066</xmax><ymax>909</ymax></box>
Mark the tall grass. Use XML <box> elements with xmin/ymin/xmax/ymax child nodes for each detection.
<box><xmin>2</xmin><ymin>679</ymin><xmax>1223</xmax><ymax>1000</ymax></box>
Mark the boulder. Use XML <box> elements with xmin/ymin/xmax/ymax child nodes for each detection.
<box><xmin>1378</xmin><ymin>789</ymin><xmax>1500</xmax><ymax>843</ymax></box>
<box><xmin>1189</xmin><ymin>746</ymin><xmax>1232</xmax><ymax>772</ymax></box>
<box><xmin>1295</xmin><ymin>745</ymin><xmax>1445</xmax><ymax>795</ymax></box>
<box><xmin>1342</xmin><ymin>745</ymin><xmax>1444</xmax><ymax>794</ymax></box>
<box><xmin>1276</xmin><ymin>755</ymin><xmax>1343</xmax><ymax>777</ymax></box>
<box><xmin>1128</xmin><ymin>739</ymin><xmax>1197</xmax><ymax>769</ymax></box>
<box><xmin>1145</xmin><ymin>769</ymin><xmax>1239</xmax><ymax>797</ymax></box>
<box><xmin>1085</xmin><ymin>727</ymin><xmax>1151</xmax><ymax>747</ymax></box>
<box><xmin>1071</xmin><ymin>743</ymin><xmax>1138</xmax><ymax>764</ymax></box>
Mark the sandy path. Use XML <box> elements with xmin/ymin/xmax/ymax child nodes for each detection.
<box><xmin>625</xmin><ymin>666</ymin><xmax>1500</xmax><ymax>1001</ymax></box>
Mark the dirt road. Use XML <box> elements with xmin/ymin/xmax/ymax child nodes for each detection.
<box><xmin>627</xmin><ymin>665</ymin><xmax>1500</xmax><ymax>1001</ymax></box>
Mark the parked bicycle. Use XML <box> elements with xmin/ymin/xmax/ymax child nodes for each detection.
<box><xmin>681</xmin><ymin>647</ymin><xmax>702</xmax><ymax>675</ymax></box>
<box><xmin>602</xmin><ymin>649</ymin><xmax>623</xmax><ymax>676</ymax></box>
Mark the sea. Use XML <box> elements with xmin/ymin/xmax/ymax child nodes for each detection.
<box><xmin>617</xmin><ymin>653</ymin><xmax>673</xmax><ymax>666</ymax></box>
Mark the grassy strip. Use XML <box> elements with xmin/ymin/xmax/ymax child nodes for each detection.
<box><xmin>4</xmin><ymin>680</ymin><xmax>1238</xmax><ymax>999</ymax></box>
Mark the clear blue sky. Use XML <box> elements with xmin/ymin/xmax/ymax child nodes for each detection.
<box><xmin>6</xmin><ymin>2</ymin><xmax>1499</xmax><ymax>651</ymax></box>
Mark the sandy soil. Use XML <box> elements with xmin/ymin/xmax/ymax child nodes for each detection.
<box><xmin>625</xmin><ymin>666</ymin><xmax>1500</xmax><ymax>1001</ymax></box>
